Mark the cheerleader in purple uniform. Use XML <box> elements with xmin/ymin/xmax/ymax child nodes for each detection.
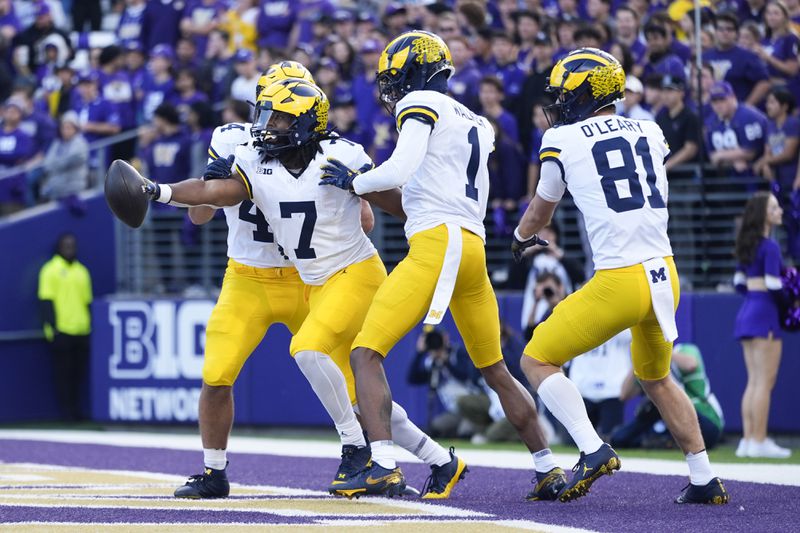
<box><xmin>733</xmin><ymin>192</ymin><xmax>792</xmax><ymax>458</ymax></box>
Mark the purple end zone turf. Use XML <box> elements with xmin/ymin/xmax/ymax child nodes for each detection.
<box><xmin>0</xmin><ymin>439</ymin><xmax>795</xmax><ymax>532</ymax></box>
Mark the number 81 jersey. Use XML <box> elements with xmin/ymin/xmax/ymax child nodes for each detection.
<box><xmin>535</xmin><ymin>115</ymin><xmax>673</xmax><ymax>269</ymax></box>
<box><xmin>395</xmin><ymin>90</ymin><xmax>495</xmax><ymax>241</ymax></box>
<box><xmin>208</xmin><ymin>123</ymin><xmax>291</xmax><ymax>268</ymax></box>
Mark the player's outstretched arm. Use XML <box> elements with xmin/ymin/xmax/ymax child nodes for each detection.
<box><xmin>188</xmin><ymin>206</ymin><xmax>218</xmax><ymax>225</ymax></box>
<box><xmin>146</xmin><ymin>176</ymin><xmax>248</xmax><ymax>208</ymax></box>
<box><xmin>361</xmin><ymin>189</ymin><xmax>406</xmax><ymax>222</ymax></box>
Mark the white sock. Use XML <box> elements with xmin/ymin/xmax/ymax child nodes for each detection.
<box><xmin>294</xmin><ymin>350</ymin><xmax>366</xmax><ymax>448</ymax></box>
<box><xmin>203</xmin><ymin>448</ymin><xmax>227</xmax><ymax>470</ymax></box>
<box><xmin>370</xmin><ymin>440</ymin><xmax>396</xmax><ymax>470</ymax></box>
<box><xmin>532</xmin><ymin>448</ymin><xmax>558</xmax><ymax>473</ymax></box>
<box><xmin>537</xmin><ymin>373</ymin><xmax>604</xmax><ymax>454</ymax></box>
<box><xmin>388</xmin><ymin>401</ymin><xmax>451</xmax><ymax>467</ymax></box>
<box><xmin>686</xmin><ymin>449</ymin><xmax>713</xmax><ymax>486</ymax></box>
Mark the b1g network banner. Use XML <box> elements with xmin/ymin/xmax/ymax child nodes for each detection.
<box><xmin>91</xmin><ymin>299</ymin><xmax>215</xmax><ymax>423</ymax></box>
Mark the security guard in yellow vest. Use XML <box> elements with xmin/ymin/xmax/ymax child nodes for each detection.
<box><xmin>38</xmin><ymin>233</ymin><xmax>92</xmax><ymax>420</ymax></box>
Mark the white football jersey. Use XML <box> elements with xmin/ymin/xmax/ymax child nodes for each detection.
<box><xmin>536</xmin><ymin>115</ymin><xmax>673</xmax><ymax>269</ymax></box>
<box><xmin>233</xmin><ymin>138</ymin><xmax>377</xmax><ymax>285</ymax></box>
<box><xmin>394</xmin><ymin>90</ymin><xmax>495</xmax><ymax>241</ymax></box>
<box><xmin>207</xmin><ymin>123</ymin><xmax>291</xmax><ymax>268</ymax></box>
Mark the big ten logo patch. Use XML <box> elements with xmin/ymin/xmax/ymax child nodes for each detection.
<box><xmin>109</xmin><ymin>300</ymin><xmax>214</xmax><ymax>380</ymax></box>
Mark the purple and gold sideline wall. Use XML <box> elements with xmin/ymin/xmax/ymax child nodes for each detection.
<box><xmin>0</xmin><ymin>195</ymin><xmax>798</xmax><ymax>431</ymax></box>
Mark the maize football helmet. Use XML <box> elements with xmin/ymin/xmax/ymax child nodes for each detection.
<box><xmin>255</xmin><ymin>60</ymin><xmax>315</xmax><ymax>102</ymax></box>
<box><xmin>251</xmin><ymin>78</ymin><xmax>329</xmax><ymax>159</ymax></box>
<box><xmin>544</xmin><ymin>48</ymin><xmax>625</xmax><ymax>126</ymax></box>
<box><xmin>376</xmin><ymin>30</ymin><xmax>454</xmax><ymax>106</ymax></box>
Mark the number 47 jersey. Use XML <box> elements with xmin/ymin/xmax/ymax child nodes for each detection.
<box><xmin>536</xmin><ymin>115</ymin><xmax>673</xmax><ymax>270</ymax></box>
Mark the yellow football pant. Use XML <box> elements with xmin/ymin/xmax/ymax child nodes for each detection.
<box><xmin>290</xmin><ymin>254</ymin><xmax>387</xmax><ymax>403</ymax></box>
<box><xmin>524</xmin><ymin>256</ymin><xmax>680</xmax><ymax>381</ymax></box>
<box><xmin>203</xmin><ymin>260</ymin><xmax>308</xmax><ymax>386</ymax></box>
<box><xmin>354</xmin><ymin>224</ymin><xmax>504</xmax><ymax>368</ymax></box>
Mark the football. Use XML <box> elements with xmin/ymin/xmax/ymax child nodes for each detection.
<box><xmin>104</xmin><ymin>159</ymin><xmax>149</xmax><ymax>228</ymax></box>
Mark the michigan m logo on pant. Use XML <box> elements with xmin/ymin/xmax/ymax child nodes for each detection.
<box><xmin>650</xmin><ymin>267</ymin><xmax>667</xmax><ymax>283</ymax></box>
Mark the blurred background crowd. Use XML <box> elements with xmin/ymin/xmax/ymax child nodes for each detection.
<box><xmin>2</xmin><ymin>0</ymin><xmax>800</xmax><ymax>279</ymax></box>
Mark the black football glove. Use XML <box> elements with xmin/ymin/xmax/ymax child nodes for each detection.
<box><xmin>204</xmin><ymin>154</ymin><xmax>235</xmax><ymax>180</ymax></box>
<box><xmin>511</xmin><ymin>228</ymin><xmax>549</xmax><ymax>263</ymax></box>
<box><xmin>319</xmin><ymin>158</ymin><xmax>374</xmax><ymax>191</ymax></box>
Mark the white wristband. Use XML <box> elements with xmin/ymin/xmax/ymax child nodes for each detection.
<box><xmin>155</xmin><ymin>184</ymin><xmax>172</xmax><ymax>204</ymax></box>
<box><xmin>514</xmin><ymin>226</ymin><xmax>533</xmax><ymax>242</ymax></box>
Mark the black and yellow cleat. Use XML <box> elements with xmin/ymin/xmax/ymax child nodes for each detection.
<box><xmin>526</xmin><ymin>467</ymin><xmax>568</xmax><ymax>501</ymax></box>
<box><xmin>675</xmin><ymin>477</ymin><xmax>730</xmax><ymax>505</ymax></box>
<box><xmin>174</xmin><ymin>463</ymin><xmax>230</xmax><ymax>499</ymax></box>
<box><xmin>558</xmin><ymin>444</ymin><xmax>620</xmax><ymax>502</ymax></box>
<box><xmin>328</xmin><ymin>444</ymin><xmax>371</xmax><ymax>493</ymax></box>
<box><xmin>330</xmin><ymin>462</ymin><xmax>406</xmax><ymax>499</ymax></box>
<box><xmin>421</xmin><ymin>447</ymin><xmax>468</xmax><ymax>499</ymax></box>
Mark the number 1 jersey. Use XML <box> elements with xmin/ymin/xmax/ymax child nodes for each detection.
<box><xmin>394</xmin><ymin>90</ymin><xmax>495</xmax><ymax>241</ymax></box>
<box><xmin>233</xmin><ymin>138</ymin><xmax>377</xmax><ymax>285</ymax></box>
<box><xmin>208</xmin><ymin>123</ymin><xmax>291</xmax><ymax>268</ymax></box>
<box><xmin>536</xmin><ymin>115</ymin><xmax>673</xmax><ymax>270</ymax></box>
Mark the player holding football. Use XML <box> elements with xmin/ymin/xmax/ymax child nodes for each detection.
<box><xmin>319</xmin><ymin>31</ymin><xmax>565</xmax><ymax>500</ymax></box>
<box><xmin>136</xmin><ymin>77</ymin><xmax>465</xmax><ymax>499</ymax></box>
<box><xmin>511</xmin><ymin>48</ymin><xmax>729</xmax><ymax>504</ymax></box>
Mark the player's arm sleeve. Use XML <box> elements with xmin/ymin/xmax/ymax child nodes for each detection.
<box><xmin>534</xmin><ymin>159</ymin><xmax>566</xmax><ymax>202</ymax></box>
<box><xmin>352</xmin><ymin>119</ymin><xmax>430</xmax><ymax>195</ymax></box>
<box><xmin>395</xmin><ymin>101</ymin><xmax>439</xmax><ymax>131</ymax></box>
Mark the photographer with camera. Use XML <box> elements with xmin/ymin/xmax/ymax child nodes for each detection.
<box><xmin>523</xmin><ymin>272</ymin><xmax>566</xmax><ymax>340</ymax></box>
<box><xmin>407</xmin><ymin>326</ymin><xmax>481</xmax><ymax>438</ymax></box>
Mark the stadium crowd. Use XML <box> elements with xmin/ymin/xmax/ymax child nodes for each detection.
<box><xmin>1</xmin><ymin>0</ymin><xmax>799</xmax><ymax>262</ymax></box>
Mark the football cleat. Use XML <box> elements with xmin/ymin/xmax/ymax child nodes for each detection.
<box><xmin>558</xmin><ymin>443</ymin><xmax>620</xmax><ymax>502</ymax></box>
<box><xmin>329</xmin><ymin>462</ymin><xmax>406</xmax><ymax>499</ymax></box>
<box><xmin>174</xmin><ymin>463</ymin><xmax>230</xmax><ymax>499</ymax></box>
<box><xmin>421</xmin><ymin>447</ymin><xmax>468</xmax><ymax>499</ymax></box>
<box><xmin>526</xmin><ymin>467</ymin><xmax>568</xmax><ymax>501</ymax></box>
<box><xmin>328</xmin><ymin>444</ymin><xmax>372</xmax><ymax>493</ymax></box>
<box><xmin>675</xmin><ymin>477</ymin><xmax>730</xmax><ymax>505</ymax></box>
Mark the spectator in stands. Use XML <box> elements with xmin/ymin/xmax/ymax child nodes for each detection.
<box><xmin>734</xmin><ymin>191</ymin><xmax>792</xmax><ymax>458</ymax></box>
<box><xmin>45</xmin><ymin>63</ymin><xmax>77</xmax><ymax>118</ymax></box>
<box><xmin>587</xmin><ymin>0</ymin><xmax>613</xmax><ymax>32</ymax></box>
<box><xmin>656</xmin><ymin>75</ymin><xmax>700</xmax><ymax>174</ymax></box>
<box><xmin>198</xmin><ymin>29</ymin><xmax>235</xmax><ymax>102</ymax></box>
<box><xmin>73</xmin><ymin>72</ymin><xmax>121</xmax><ymax>170</ymax></box>
<box><xmin>314</xmin><ymin>57</ymin><xmax>341</xmax><ymax>105</ymax></box>
<box><xmin>329</xmin><ymin>93</ymin><xmax>367</xmax><ymax>148</ymax></box>
<box><xmin>0</xmin><ymin>96</ymin><xmax>35</xmax><ymax>212</ymax></box>
<box><xmin>527</xmin><ymin>100</ymin><xmax>550</xmax><ymax>197</ymax></box>
<box><xmin>523</xmin><ymin>270</ymin><xmax>566</xmax><ymax>341</ymax></box>
<box><xmin>11</xmin><ymin>3</ymin><xmax>71</xmax><ymax>80</ymax></box>
<box><xmin>328</xmin><ymin>37</ymin><xmax>356</xmax><ymax>82</ymax></box>
<box><xmin>187</xmin><ymin>101</ymin><xmax>216</xmax><ymax>179</ymax></box>
<box><xmin>488</xmin><ymin>30</ymin><xmax>526</xmax><ymax>103</ymax></box>
<box><xmin>612</xmin><ymin>343</ymin><xmax>724</xmax><ymax>450</ymax></box>
<box><xmin>220</xmin><ymin>98</ymin><xmax>250</xmax><ymax>127</ymax></box>
<box><xmin>140</xmin><ymin>44</ymin><xmax>175</xmax><ymax>122</ymax></box>
<box><xmin>462</xmin><ymin>323</ymin><xmax>530</xmax><ymax>444</ymax></box>
<box><xmin>446</xmin><ymin>36</ymin><xmax>481</xmax><ymax>112</ymax></box>
<box><xmin>516</xmin><ymin>35</ymin><xmax>553</xmax><ymax>150</ymax></box>
<box><xmin>12</xmin><ymin>85</ymin><xmax>56</xmax><ymax>157</ymax></box>
<box><xmin>256</xmin><ymin>0</ymin><xmax>296</xmax><ymax>50</ymax></box>
<box><xmin>38</xmin><ymin>233</ymin><xmax>93</xmax><ymax>421</ymax></box>
<box><xmin>140</xmin><ymin>103</ymin><xmax>192</xmax><ymax>186</ymax></box>
<box><xmin>740</xmin><ymin>0</ymin><xmax>769</xmax><ymax>25</ymax></box>
<box><xmin>568</xmin><ymin>329</ymin><xmax>632</xmax><ymax>441</ymax></box>
<box><xmin>38</xmin><ymin>111</ymin><xmax>88</xmax><ymax>202</ymax></box>
<box><xmin>124</xmin><ymin>42</ymin><xmax>147</xmax><ymax>98</ymax></box>
<box><xmin>383</xmin><ymin>3</ymin><xmax>409</xmax><ymax>37</ymax></box>
<box><xmin>219</xmin><ymin>0</ymin><xmax>258</xmax><ymax>54</ymax></box>
<box><xmin>706</xmin><ymin>81</ymin><xmax>768</xmax><ymax>176</ymax></box>
<box><xmin>706</xmin><ymin>12</ymin><xmax>771</xmax><ymax>106</ymax></box>
<box><xmin>117</xmin><ymin>0</ymin><xmax>147</xmax><ymax>49</ymax></box>
<box><xmin>758</xmin><ymin>1</ymin><xmax>800</xmax><ymax>91</ymax></box>
<box><xmin>643</xmin><ymin>73</ymin><xmax>665</xmax><ymax>118</ymax></box>
<box><xmin>0</xmin><ymin>0</ymin><xmax>16</xmax><ymax>102</ymax></box>
<box><xmin>71</xmin><ymin>0</ymin><xmax>101</xmax><ymax>32</ymax></box>
<box><xmin>471</xmin><ymin>27</ymin><xmax>494</xmax><ymax>74</ymax></box>
<box><xmin>479</xmin><ymin>76</ymin><xmax>518</xmax><ymax>144</ymax></box>
<box><xmin>755</xmin><ymin>86</ymin><xmax>800</xmax><ymax>261</ymax></box>
<box><xmin>97</xmin><ymin>45</ymin><xmax>136</xmax><ymax>161</ymax></box>
<box><xmin>175</xmin><ymin>37</ymin><xmax>201</xmax><ymax>73</ymax></box>
<box><xmin>574</xmin><ymin>24</ymin><xmax>605</xmax><ymax>49</ymax></box>
<box><xmin>230</xmin><ymin>48</ymin><xmax>259</xmax><ymax>103</ymax></box>
<box><xmin>351</xmin><ymin>38</ymin><xmax>383</xmax><ymax>138</ymax></box>
<box><xmin>615</xmin><ymin>5</ymin><xmax>647</xmax><ymax>69</ymax></box>
<box><xmin>617</xmin><ymin>75</ymin><xmax>653</xmax><ymax>121</ymax></box>
<box><xmin>407</xmin><ymin>327</ymin><xmax>481</xmax><ymax>438</ymax></box>
<box><xmin>487</xmin><ymin>116</ymin><xmax>526</xmax><ymax>236</ymax></box>
<box><xmin>738</xmin><ymin>20</ymin><xmax>764</xmax><ymax>52</ymax></box>
<box><xmin>642</xmin><ymin>21</ymin><xmax>685</xmax><ymax>82</ymax></box>
<box><xmin>180</xmin><ymin>0</ymin><xmax>224</xmax><ymax>57</ymax></box>
<box><xmin>172</xmin><ymin>68</ymin><xmax>208</xmax><ymax>123</ymax></box>
<box><xmin>608</xmin><ymin>41</ymin><xmax>635</xmax><ymax>76</ymax></box>
<box><xmin>140</xmin><ymin>0</ymin><xmax>183</xmax><ymax>52</ymax></box>
<box><xmin>514</xmin><ymin>10</ymin><xmax>541</xmax><ymax>73</ymax></box>
<box><xmin>691</xmin><ymin>62</ymin><xmax>716</xmax><ymax>123</ymax></box>
<box><xmin>553</xmin><ymin>17</ymin><xmax>577</xmax><ymax>61</ymax></box>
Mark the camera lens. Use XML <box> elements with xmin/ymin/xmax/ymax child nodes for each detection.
<box><xmin>543</xmin><ymin>287</ymin><xmax>555</xmax><ymax>299</ymax></box>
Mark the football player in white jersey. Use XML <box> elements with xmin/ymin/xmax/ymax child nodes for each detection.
<box><xmin>318</xmin><ymin>30</ymin><xmax>566</xmax><ymax>501</ymax></box>
<box><xmin>511</xmin><ymin>48</ymin><xmax>729</xmax><ymax>505</ymax></box>
<box><xmin>132</xmin><ymin>78</ymin><xmax>466</xmax><ymax>499</ymax></box>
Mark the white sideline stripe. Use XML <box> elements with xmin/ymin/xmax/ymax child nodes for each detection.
<box><xmin>1</xmin><ymin>429</ymin><xmax>797</xmax><ymax>486</ymax></box>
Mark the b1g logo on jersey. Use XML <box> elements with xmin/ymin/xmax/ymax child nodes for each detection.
<box><xmin>108</xmin><ymin>300</ymin><xmax>214</xmax><ymax>380</ymax></box>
